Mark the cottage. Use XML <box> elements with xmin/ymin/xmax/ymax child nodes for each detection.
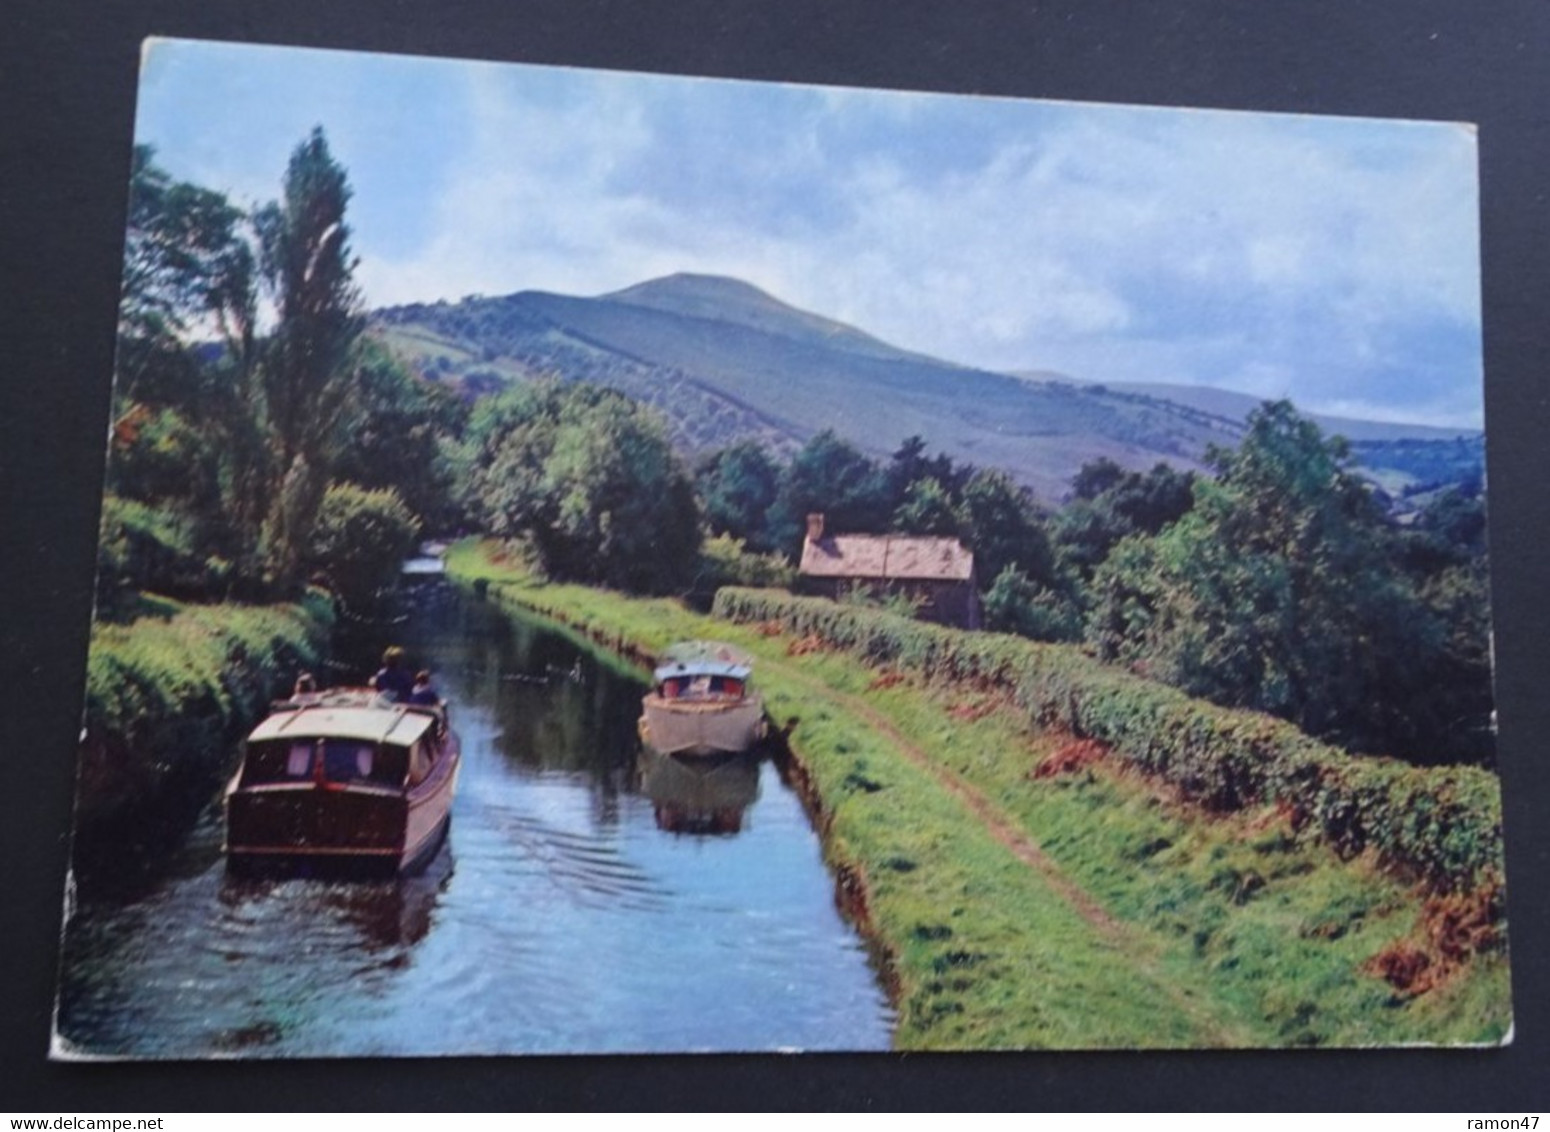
<box><xmin>797</xmin><ymin>513</ymin><xmax>981</xmax><ymax>630</ymax></box>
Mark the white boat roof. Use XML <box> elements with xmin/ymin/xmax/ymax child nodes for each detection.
<box><xmin>247</xmin><ymin>698</ymin><xmax>438</xmax><ymax>747</ymax></box>
<box><xmin>653</xmin><ymin>660</ymin><xmax>753</xmax><ymax>683</ymax></box>
<box><xmin>654</xmin><ymin>641</ymin><xmax>754</xmax><ymax>683</ymax></box>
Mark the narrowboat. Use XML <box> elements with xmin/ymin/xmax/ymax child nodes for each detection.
<box><xmin>638</xmin><ymin>641</ymin><xmax>767</xmax><ymax>758</ymax></box>
<box><xmin>224</xmin><ymin>688</ymin><xmax>460</xmax><ymax>875</ymax></box>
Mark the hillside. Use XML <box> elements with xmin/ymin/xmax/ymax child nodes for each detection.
<box><xmin>373</xmin><ymin>274</ymin><xmax>1482</xmax><ymax>501</ymax></box>
<box><xmin>1088</xmin><ymin>379</ymin><xmax>1477</xmax><ymax>444</ymax></box>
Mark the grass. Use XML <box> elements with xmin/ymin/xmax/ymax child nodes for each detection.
<box><xmin>78</xmin><ymin>589</ymin><xmax>334</xmax><ymax>831</ymax></box>
<box><xmin>446</xmin><ymin>539</ymin><xmax>1512</xmax><ymax>1049</ymax></box>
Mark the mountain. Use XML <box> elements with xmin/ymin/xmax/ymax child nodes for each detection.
<box><xmin>603</xmin><ymin>274</ymin><xmax>937</xmax><ymax>364</ymax></box>
<box><xmin>372</xmin><ymin>273</ymin><xmax>1481</xmax><ymax>502</ymax></box>
<box><xmin>1074</xmin><ymin>379</ymin><xmax>1476</xmax><ymax>444</ymax></box>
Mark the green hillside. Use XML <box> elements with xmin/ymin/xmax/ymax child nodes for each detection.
<box><xmin>373</xmin><ymin>274</ymin><xmax>1482</xmax><ymax>501</ymax></box>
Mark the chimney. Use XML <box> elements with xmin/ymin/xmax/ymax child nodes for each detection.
<box><xmin>806</xmin><ymin>513</ymin><xmax>825</xmax><ymax>543</ymax></box>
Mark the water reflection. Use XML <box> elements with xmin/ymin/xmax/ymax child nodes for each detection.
<box><xmin>639</xmin><ymin>748</ymin><xmax>762</xmax><ymax>835</ymax></box>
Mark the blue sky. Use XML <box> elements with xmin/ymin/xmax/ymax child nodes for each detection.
<box><xmin>135</xmin><ymin>39</ymin><xmax>1485</xmax><ymax>428</ymax></box>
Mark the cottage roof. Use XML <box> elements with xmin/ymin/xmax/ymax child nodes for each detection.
<box><xmin>799</xmin><ymin>534</ymin><xmax>975</xmax><ymax>582</ymax></box>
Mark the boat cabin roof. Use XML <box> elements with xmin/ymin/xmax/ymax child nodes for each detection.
<box><xmin>654</xmin><ymin>641</ymin><xmax>754</xmax><ymax>685</ymax></box>
<box><xmin>247</xmin><ymin>697</ymin><xmax>439</xmax><ymax>748</ymax></box>
<box><xmin>653</xmin><ymin>660</ymin><xmax>752</xmax><ymax>684</ymax></box>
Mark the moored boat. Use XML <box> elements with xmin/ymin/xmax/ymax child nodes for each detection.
<box><xmin>638</xmin><ymin>641</ymin><xmax>767</xmax><ymax>758</ymax></box>
<box><xmin>224</xmin><ymin>688</ymin><xmax>460</xmax><ymax>875</ymax></box>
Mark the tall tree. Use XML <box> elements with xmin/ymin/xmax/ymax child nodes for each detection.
<box><xmin>331</xmin><ymin>341</ymin><xmax>469</xmax><ymax>534</ymax></box>
<box><xmin>960</xmin><ymin>468</ymin><xmax>1056</xmax><ymax>587</ymax></box>
<box><xmin>695</xmin><ymin>440</ymin><xmax>782</xmax><ymax>551</ymax></box>
<box><xmin>767</xmin><ymin>430</ymin><xmax>890</xmax><ymax>553</ymax></box>
<box><xmin>892</xmin><ymin>476</ymin><xmax>965</xmax><ymax>537</ymax></box>
<box><xmin>252</xmin><ymin>128</ymin><xmax>365</xmax><ymax>591</ymax></box>
<box><xmin>1087</xmin><ymin>402</ymin><xmax>1452</xmax><ymax>759</ymax></box>
<box><xmin>472</xmin><ymin>382</ymin><xmax>701</xmax><ymax>594</ymax></box>
<box><xmin>115</xmin><ymin>146</ymin><xmax>256</xmax><ymax>425</ymax></box>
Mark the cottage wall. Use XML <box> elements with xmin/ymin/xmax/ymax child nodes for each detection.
<box><xmin>798</xmin><ymin>575</ymin><xmax>980</xmax><ymax>630</ymax></box>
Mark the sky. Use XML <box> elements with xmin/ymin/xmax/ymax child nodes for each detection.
<box><xmin>134</xmin><ymin>39</ymin><xmax>1485</xmax><ymax>429</ymax></box>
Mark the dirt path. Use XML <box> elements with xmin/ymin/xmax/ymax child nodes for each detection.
<box><xmin>758</xmin><ymin>650</ymin><xmax>1258</xmax><ymax>1047</ymax></box>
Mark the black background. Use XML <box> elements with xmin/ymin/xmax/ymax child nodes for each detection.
<box><xmin>3</xmin><ymin>0</ymin><xmax>1547</xmax><ymax>1112</ymax></box>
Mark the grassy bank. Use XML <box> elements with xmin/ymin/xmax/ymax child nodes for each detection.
<box><xmin>447</xmin><ymin>540</ymin><xmax>1510</xmax><ymax>1048</ymax></box>
<box><xmin>77</xmin><ymin>590</ymin><xmax>335</xmax><ymax>836</ymax></box>
<box><xmin>713</xmin><ymin>588</ymin><xmax>1504</xmax><ymax>896</ymax></box>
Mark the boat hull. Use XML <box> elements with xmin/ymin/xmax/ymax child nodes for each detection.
<box><xmin>225</xmin><ymin>731</ymin><xmax>460</xmax><ymax>876</ymax></box>
<box><xmin>638</xmin><ymin>694</ymin><xmax>767</xmax><ymax>757</ymax></box>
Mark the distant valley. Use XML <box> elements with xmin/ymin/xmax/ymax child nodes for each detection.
<box><xmin>372</xmin><ymin>273</ymin><xmax>1482</xmax><ymax>503</ymax></box>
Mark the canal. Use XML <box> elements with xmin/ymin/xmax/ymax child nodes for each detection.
<box><xmin>55</xmin><ymin>588</ymin><xmax>893</xmax><ymax>1056</ymax></box>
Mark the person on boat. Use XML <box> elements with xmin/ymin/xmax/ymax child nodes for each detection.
<box><xmin>408</xmin><ymin>670</ymin><xmax>440</xmax><ymax>706</ymax></box>
<box><xmin>291</xmin><ymin>672</ymin><xmax>320</xmax><ymax>705</ymax></box>
<box><xmin>373</xmin><ymin>646</ymin><xmax>415</xmax><ymax>702</ymax></box>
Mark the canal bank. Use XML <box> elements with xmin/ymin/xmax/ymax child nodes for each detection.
<box><xmin>73</xmin><ymin>590</ymin><xmax>335</xmax><ymax>872</ymax></box>
<box><xmin>446</xmin><ymin>539</ymin><xmax>1512</xmax><ymax>1049</ymax></box>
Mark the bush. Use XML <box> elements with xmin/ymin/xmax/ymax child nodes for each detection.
<box><xmin>95</xmin><ymin>494</ymin><xmax>230</xmax><ymax>613</ymax></box>
<box><xmin>78</xmin><ymin>591</ymin><xmax>334</xmax><ymax>831</ymax></box>
<box><xmin>685</xmin><ymin>533</ymin><xmax>796</xmax><ymax>608</ymax></box>
<box><xmin>712</xmin><ymin>587</ymin><xmax>1503</xmax><ymax>895</ymax></box>
<box><xmin>306</xmin><ymin>482</ymin><xmax>421</xmax><ymax>607</ymax></box>
<box><xmin>982</xmin><ymin>565</ymin><xmax>1083</xmax><ymax>642</ymax></box>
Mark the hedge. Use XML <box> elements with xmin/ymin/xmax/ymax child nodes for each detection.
<box><xmin>713</xmin><ymin>587</ymin><xmax>1503</xmax><ymax>894</ymax></box>
<box><xmin>77</xmin><ymin>591</ymin><xmax>335</xmax><ymax>831</ymax></box>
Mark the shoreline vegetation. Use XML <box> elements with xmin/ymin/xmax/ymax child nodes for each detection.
<box><xmin>76</xmin><ymin>591</ymin><xmax>334</xmax><ymax>845</ymax></box>
<box><xmin>447</xmin><ymin>538</ymin><xmax>1509</xmax><ymax>1050</ymax></box>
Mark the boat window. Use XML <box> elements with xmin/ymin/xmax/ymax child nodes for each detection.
<box><xmin>408</xmin><ymin>739</ymin><xmax>433</xmax><ymax>786</ymax></box>
<box><xmin>286</xmin><ymin>743</ymin><xmax>313</xmax><ymax>778</ymax></box>
<box><xmin>323</xmin><ymin>740</ymin><xmax>376</xmax><ymax>782</ymax></box>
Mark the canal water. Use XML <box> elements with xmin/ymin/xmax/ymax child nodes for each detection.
<box><xmin>55</xmin><ymin>589</ymin><xmax>892</xmax><ymax>1056</ymax></box>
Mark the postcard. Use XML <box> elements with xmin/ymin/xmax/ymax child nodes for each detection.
<box><xmin>53</xmin><ymin>37</ymin><xmax>1507</xmax><ymax>1056</ymax></box>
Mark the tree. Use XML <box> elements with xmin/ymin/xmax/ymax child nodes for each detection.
<box><xmin>331</xmin><ymin>341</ymin><xmax>469</xmax><ymax>533</ymax></box>
<box><xmin>252</xmin><ymin>128</ymin><xmax>365</xmax><ymax>591</ymax></box>
<box><xmin>119</xmin><ymin>147</ymin><xmax>251</xmax><ymax>361</ymax></box>
<box><xmin>982</xmin><ymin>565</ymin><xmax>1082</xmax><ymax>642</ymax></box>
<box><xmin>767</xmin><ymin>430</ymin><xmax>890</xmax><ymax>553</ymax></box>
<box><xmin>960</xmin><ymin>468</ymin><xmax>1056</xmax><ymax>588</ymax></box>
<box><xmin>1086</xmin><ymin>402</ymin><xmax>1451</xmax><ymax>759</ymax></box>
<box><xmin>885</xmin><ymin>434</ymin><xmax>965</xmax><ymax>497</ymax></box>
<box><xmin>695</xmin><ymin>440</ymin><xmax>782</xmax><ymax>551</ymax></box>
<box><xmin>104</xmin><ymin>148</ymin><xmax>266</xmax><ymax>595</ymax></box>
<box><xmin>306</xmin><ymin>483</ymin><xmax>421</xmax><ymax>609</ymax></box>
<box><xmin>1052</xmin><ymin>460</ymin><xmax>1196</xmax><ymax>583</ymax></box>
<box><xmin>1068</xmin><ymin>457</ymin><xmax>1128</xmax><ymax>502</ymax></box>
<box><xmin>893</xmin><ymin>476</ymin><xmax>964</xmax><ymax>537</ymax></box>
<box><xmin>472</xmin><ymin>382</ymin><xmax>701</xmax><ymax>593</ymax></box>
